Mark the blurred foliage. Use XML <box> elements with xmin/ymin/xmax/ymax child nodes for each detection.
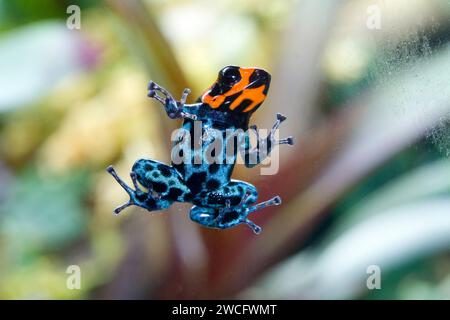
<box><xmin>0</xmin><ymin>0</ymin><xmax>450</xmax><ymax>300</ymax></box>
<box><xmin>0</xmin><ymin>0</ymin><xmax>99</xmax><ymax>30</ymax></box>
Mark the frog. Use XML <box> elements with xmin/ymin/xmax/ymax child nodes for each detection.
<box><xmin>107</xmin><ymin>66</ymin><xmax>293</xmax><ymax>234</ymax></box>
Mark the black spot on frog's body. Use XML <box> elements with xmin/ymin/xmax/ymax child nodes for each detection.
<box><xmin>186</xmin><ymin>172</ymin><xmax>207</xmax><ymax>195</ymax></box>
<box><xmin>159</xmin><ymin>165</ymin><xmax>172</xmax><ymax>177</ymax></box>
<box><xmin>153</xmin><ymin>182</ymin><xmax>168</xmax><ymax>193</ymax></box>
<box><xmin>144</xmin><ymin>197</ymin><xmax>157</xmax><ymax>208</ymax></box>
<box><xmin>168</xmin><ymin>187</ymin><xmax>183</xmax><ymax>200</ymax></box>
<box><xmin>152</xmin><ymin>171</ymin><xmax>160</xmax><ymax>178</ymax></box>
<box><xmin>222</xmin><ymin>210</ymin><xmax>240</xmax><ymax>223</ymax></box>
<box><xmin>206</xmin><ymin>179</ymin><xmax>220</xmax><ymax>190</ymax></box>
<box><xmin>208</xmin><ymin>163</ymin><xmax>220</xmax><ymax>174</ymax></box>
<box><xmin>173</xmin><ymin>163</ymin><xmax>185</xmax><ymax>177</ymax></box>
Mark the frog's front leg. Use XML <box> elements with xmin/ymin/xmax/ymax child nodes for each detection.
<box><xmin>147</xmin><ymin>81</ymin><xmax>197</xmax><ymax>120</ymax></box>
<box><xmin>244</xmin><ymin>113</ymin><xmax>294</xmax><ymax>168</ymax></box>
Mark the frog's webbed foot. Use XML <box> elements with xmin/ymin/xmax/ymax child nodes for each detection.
<box><xmin>147</xmin><ymin>81</ymin><xmax>197</xmax><ymax>120</ymax></box>
<box><xmin>106</xmin><ymin>165</ymin><xmax>160</xmax><ymax>214</ymax></box>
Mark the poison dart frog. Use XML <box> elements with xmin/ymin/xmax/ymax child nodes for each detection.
<box><xmin>107</xmin><ymin>66</ymin><xmax>293</xmax><ymax>234</ymax></box>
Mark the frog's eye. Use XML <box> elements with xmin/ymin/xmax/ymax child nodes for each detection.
<box><xmin>219</xmin><ymin>67</ymin><xmax>241</xmax><ymax>85</ymax></box>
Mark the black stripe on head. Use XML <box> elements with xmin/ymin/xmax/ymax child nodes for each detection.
<box><xmin>233</xmin><ymin>99</ymin><xmax>253</xmax><ymax>113</ymax></box>
<box><xmin>216</xmin><ymin>91</ymin><xmax>242</xmax><ymax>111</ymax></box>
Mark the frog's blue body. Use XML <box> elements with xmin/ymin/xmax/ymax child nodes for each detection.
<box><xmin>107</xmin><ymin>66</ymin><xmax>293</xmax><ymax>233</ymax></box>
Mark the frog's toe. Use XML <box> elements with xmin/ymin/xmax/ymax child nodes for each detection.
<box><xmin>276</xmin><ymin>112</ymin><xmax>287</xmax><ymax>122</ymax></box>
<box><xmin>278</xmin><ymin>136</ymin><xmax>294</xmax><ymax>145</ymax></box>
<box><xmin>248</xmin><ymin>195</ymin><xmax>282</xmax><ymax>214</ymax></box>
<box><xmin>244</xmin><ymin>219</ymin><xmax>262</xmax><ymax>234</ymax></box>
<box><xmin>113</xmin><ymin>200</ymin><xmax>133</xmax><ymax>215</ymax></box>
<box><xmin>240</xmin><ymin>196</ymin><xmax>281</xmax><ymax>233</ymax></box>
<box><xmin>107</xmin><ymin>166</ymin><xmax>134</xmax><ymax>196</ymax></box>
<box><xmin>107</xmin><ymin>166</ymin><xmax>136</xmax><ymax>214</ymax></box>
<box><xmin>180</xmin><ymin>88</ymin><xmax>191</xmax><ymax>103</ymax></box>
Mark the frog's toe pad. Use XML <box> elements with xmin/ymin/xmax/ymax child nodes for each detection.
<box><xmin>276</xmin><ymin>113</ymin><xmax>287</xmax><ymax>122</ymax></box>
<box><xmin>273</xmin><ymin>195</ymin><xmax>282</xmax><ymax>205</ymax></box>
<box><xmin>244</xmin><ymin>219</ymin><xmax>262</xmax><ymax>234</ymax></box>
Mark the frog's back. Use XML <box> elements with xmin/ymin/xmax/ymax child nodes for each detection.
<box><xmin>171</xmin><ymin>117</ymin><xmax>240</xmax><ymax>195</ymax></box>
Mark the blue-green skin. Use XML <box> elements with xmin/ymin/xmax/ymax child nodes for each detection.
<box><xmin>107</xmin><ymin>66</ymin><xmax>293</xmax><ymax>233</ymax></box>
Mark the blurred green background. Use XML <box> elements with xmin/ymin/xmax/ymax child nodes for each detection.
<box><xmin>1</xmin><ymin>0</ymin><xmax>450</xmax><ymax>299</ymax></box>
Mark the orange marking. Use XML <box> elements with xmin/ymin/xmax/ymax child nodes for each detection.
<box><xmin>202</xmin><ymin>68</ymin><xmax>255</xmax><ymax>109</ymax></box>
<box><xmin>232</xmin><ymin>85</ymin><xmax>267</xmax><ymax>112</ymax></box>
<box><xmin>202</xmin><ymin>91</ymin><xmax>225</xmax><ymax>108</ymax></box>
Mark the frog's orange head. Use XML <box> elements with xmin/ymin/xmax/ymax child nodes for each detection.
<box><xmin>201</xmin><ymin>66</ymin><xmax>271</xmax><ymax>114</ymax></box>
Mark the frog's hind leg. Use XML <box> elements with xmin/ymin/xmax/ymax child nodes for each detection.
<box><xmin>190</xmin><ymin>180</ymin><xmax>281</xmax><ymax>234</ymax></box>
<box><xmin>131</xmin><ymin>159</ymin><xmax>192</xmax><ymax>202</ymax></box>
<box><xmin>190</xmin><ymin>195</ymin><xmax>281</xmax><ymax>234</ymax></box>
<box><xmin>107</xmin><ymin>159</ymin><xmax>192</xmax><ymax>214</ymax></box>
<box><xmin>107</xmin><ymin>165</ymin><xmax>167</xmax><ymax>214</ymax></box>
